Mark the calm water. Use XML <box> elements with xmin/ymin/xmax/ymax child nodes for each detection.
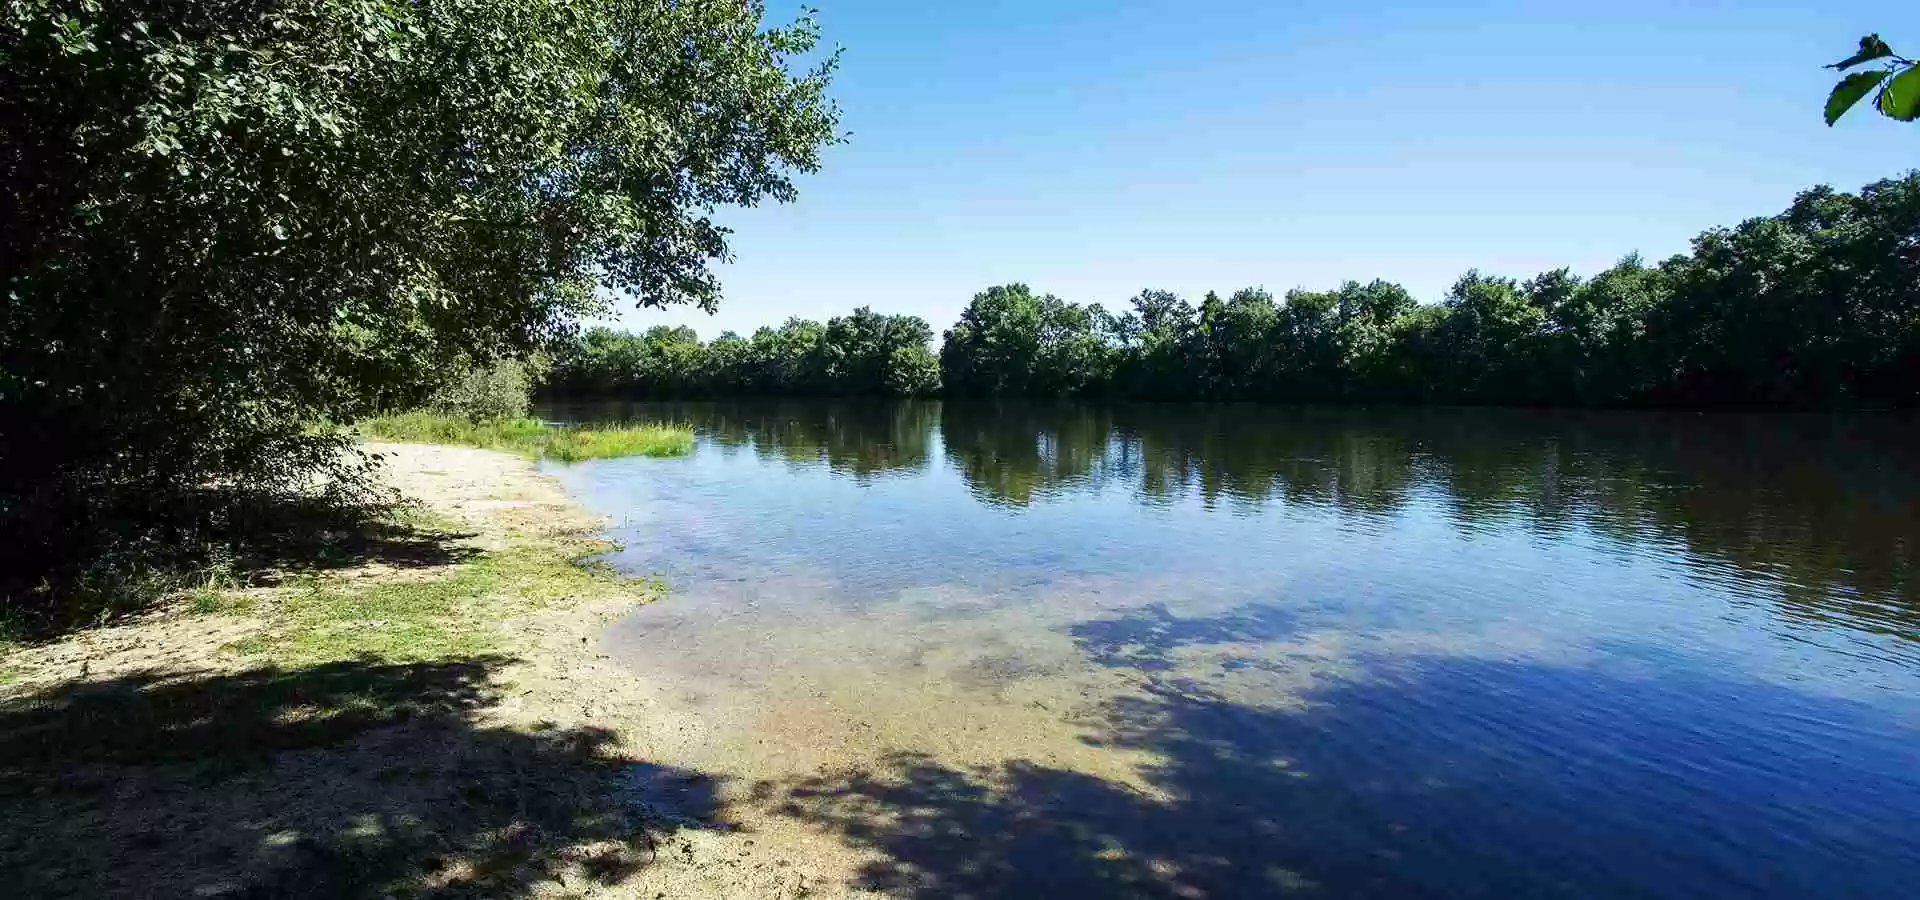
<box><xmin>547</xmin><ymin>400</ymin><xmax>1920</xmax><ymax>899</ymax></box>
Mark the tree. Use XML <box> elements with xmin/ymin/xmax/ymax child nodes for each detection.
<box><xmin>1824</xmin><ymin>34</ymin><xmax>1920</xmax><ymax>125</ymax></box>
<box><xmin>2</xmin><ymin>0</ymin><xmax>840</xmax><ymax>620</ymax></box>
<box><xmin>941</xmin><ymin>284</ymin><xmax>1047</xmax><ymax>397</ymax></box>
<box><xmin>1200</xmin><ymin>288</ymin><xmax>1278</xmax><ymax>399</ymax></box>
<box><xmin>1274</xmin><ymin>288</ymin><xmax>1344</xmax><ymax>400</ymax></box>
<box><xmin>1426</xmin><ymin>271</ymin><xmax>1548</xmax><ymax>402</ymax></box>
<box><xmin>822</xmin><ymin>307</ymin><xmax>940</xmax><ymax>395</ymax></box>
<box><xmin>1112</xmin><ymin>289</ymin><xmax>1201</xmax><ymax>399</ymax></box>
<box><xmin>1334</xmin><ymin>280</ymin><xmax>1418</xmax><ymax>399</ymax></box>
<box><xmin>937</xmin><ymin>285</ymin><xmax>1116</xmax><ymax>398</ymax></box>
<box><xmin>1569</xmin><ymin>254</ymin><xmax>1670</xmax><ymax>402</ymax></box>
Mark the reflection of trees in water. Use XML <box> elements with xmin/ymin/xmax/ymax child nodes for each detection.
<box><xmin>939</xmin><ymin>402</ymin><xmax>1120</xmax><ymax>506</ymax></box>
<box><xmin>570</xmin><ymin>399</ymin><xmax>940</xmax><ymax>479</ymax></box>
<box><xmin>707</xmin><ymin>400</ymin><xmax>939</xmax><ymax>479</ymax></box>
<box><xmin>1411</xmin><ymin>411</ymin><xmax>1920</xmax><ymax>644</ymax></box>
<box><xmin>560</xmin><ymin>399</ymin><xmax>1920</xmax><ymax>645</ymax></box>
<box><xmin>938</xmin><ymin>404</ymin><xmax>1920</xmax><ymax>643</ymax></box>
<box><xmin>768</xmin><ymin>602</ymin><xmax>1920</xmax><ymax>898</ymax></box>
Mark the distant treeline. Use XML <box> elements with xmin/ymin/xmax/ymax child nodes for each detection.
<box><xmin>546</xmin><ymin>308</ymin><xmax>941</xmax><ymax>397</ymax></box>
<box><xmin>545</xmin><ymin>174</ymin><xmax>1920</xmax><ymax>407</ymax></box>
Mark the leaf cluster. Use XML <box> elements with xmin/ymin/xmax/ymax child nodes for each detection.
<box><xmin>1824</xmin><ymin>34</ymin><xmax>1919</xmax><ymax>125</ymax></box>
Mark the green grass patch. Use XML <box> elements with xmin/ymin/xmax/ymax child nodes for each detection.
<box><xmin>223</xmin><ymin>508</ymin><xmax>646</xmax><ymax>668</ymax></box>
<box><xmin>356</xmin><ymin>411</ymin><xmax>693</xmax><ymax>462</ymax></box>
<box><xmin>228</xmin><ymin>566</ymin><xmax>501</xmax><ymax>665</ymax></box>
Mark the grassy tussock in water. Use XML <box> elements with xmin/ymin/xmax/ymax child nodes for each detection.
<box><xmin>357</xmin><ymin>411</ymin><xmax>693</xmax><ymax>462</ymax></box>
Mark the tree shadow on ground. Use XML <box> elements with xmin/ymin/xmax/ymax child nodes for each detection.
<box><xmin>214</xmin><ymin>494</ymin><xmax>483</xmax><ymax>582</ymax></box>
<box><xmin>3</xmin><ymin>487</ymin><xmax>483</xmax><ymax>640</ymax></box>
<box><xmin>1</xmin><ymin>488</ymin><xmax>479</xmax><ymax>641</ymax></box>
<box><xmin>768</xmin><ymin>603</ymin><xmax>1920</xmax><ymax>900</ymax></box>
<box><xmin>0</xmin><ymin>656</ymin><xmax>723</xmax><ymax>898</ymax></box>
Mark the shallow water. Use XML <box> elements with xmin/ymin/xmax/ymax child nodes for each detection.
<box><xmin>547</xmin><ymin>400</ymin><xmax>1920</xmax><ymax>898</ymax></box>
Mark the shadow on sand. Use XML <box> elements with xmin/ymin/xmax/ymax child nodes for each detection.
<box><xmin>0</xmin><ymin>656</ymin><xmax>724</xmax><ymax>898</ymax></box>
<box><xmin>2</xmin><ymin>488</ymin><xmax>485</xmax><ymax>642</ymax></box>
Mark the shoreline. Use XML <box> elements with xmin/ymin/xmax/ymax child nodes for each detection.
<box><xmin>0</xmin><ymin>442</ymin><xmax>836</xmax><ymax>898</ymax></box>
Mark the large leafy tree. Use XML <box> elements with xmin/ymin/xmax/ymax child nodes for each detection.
<box><xmin>1111</xmin><ymin>289</ymin><xmax>1202</xmax><ymax>399</ymax></box>
<box><xmin>2</xmin><ymin>0</ymin><xmax>839</xmax><ymax>609</ymax></box>
<box><xmin>821</xmin><ymin>307</ymin><xmax>939</xmax><ymax>396</ymax></box>
<box><xmin>940</xmin><ymin>284</ymin><xmax>1046</xmax><ymax>397</ymax></box>
<box><xmin>1199</xmin><ymin>288</ymin><xmax>1278</xmax><ymax>399</ymax></box>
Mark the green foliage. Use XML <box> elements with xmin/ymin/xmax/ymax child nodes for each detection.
<box><xmin>545</xmin><ymin>173</ymin><xmax>1919</xmax><ymax>410</ymax></box>
<box><xmin>1825</xmin><ymin>34</ymin><xmax>1918</xmax><ymax>124</ymax></box>
<box><xmin>425</xmin><ymin>357</ymin><xmax>538</xmax><ymax>422</ymax></box>
<box><xmin>546</xmin><ymin>308</ymin><xmax>941</xmax><ymax>397</ymax></box>
<box><xmin>541</xmin><ymin>424</ymin><xmax>695</xmax><ymax>462</ymax></box>
<box><xmin>357</xmin><ymin>411</ymin><xmax>694</xmax><ymax>462</ymax></box>
<box><xmin>941</xmin><ymin>285</ymin><xmax>1116</xmax><ymax>398</ymax></box>
<box><xmin>2</xmin><ymin>0</ymin><xmax>838</xmax><ymax>620</ymax></box>
<box><xmin>1878</xmin><ymin>67</ymin><xmax>1920</xmax><ymax>121</ymax></box>
<box><xmin>540</xmin><ymin>175</ymin><xmax>1918</xmax><ymax>410</ymax></box>
<box><xmin>1829</xmin><ymin>71</ymin><xmax>1893</xmax><ymax>124</ymax></box>
<box><xmin>925</xmin><ymin>174</ymin><xmax>1920</xmax><ymax>408</ymax></box>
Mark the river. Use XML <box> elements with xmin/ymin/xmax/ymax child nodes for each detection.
<box><xmin>545</xmin><ymin>400</ymin><xmax>1920</xmax><ymax>899</ymax></box>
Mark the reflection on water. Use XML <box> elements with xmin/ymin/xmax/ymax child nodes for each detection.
<box><xmin>545</xmin><ymin>400</ymin><xmax>1920</xmax><ymax>898</ymax></box>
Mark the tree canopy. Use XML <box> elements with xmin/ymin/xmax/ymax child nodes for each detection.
<box><xmin>2</xmin><ymin>0</ymin><xmax>839</xmax><ymax>623</ymax></box>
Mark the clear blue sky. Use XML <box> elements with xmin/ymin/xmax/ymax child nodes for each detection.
<box><xmin>606</xmin><ymin>0</ymin><xmax>1917</xmax><ymax>339</ymax></box>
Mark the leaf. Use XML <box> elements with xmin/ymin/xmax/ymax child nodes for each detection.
<box><xmin>1828</xmin><ymin>34</ymin><xmax>1894</xmax><ymax>70</ymax></box>
<box><xmin>1826</xmin><ymin>70</ymin><xmax>1890</xmax><ymax>125</ymax></box>
<box><xmin>1874</xmin><ymin>65</ymin><xmax>1920</xmax><ymax>121</ymax></box>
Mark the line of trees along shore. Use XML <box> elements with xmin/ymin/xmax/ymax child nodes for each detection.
<box><xmin>547</xmin><ymin>173</ymin><xmax>1920</xmax><ymax>408</ymax></box>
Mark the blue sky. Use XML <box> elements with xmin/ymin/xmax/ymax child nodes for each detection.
<box><xmin>605</xmin><ymin>1</ymin><xmax>1917</xmax><ymax>339</ymax></box>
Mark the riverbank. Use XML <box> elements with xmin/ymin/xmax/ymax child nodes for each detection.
<box><xmin>0</xmin><ymin>443</ymin><xmax>827</xmax><ymax>898</ymax></box>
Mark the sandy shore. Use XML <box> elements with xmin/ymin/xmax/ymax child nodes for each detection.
<box><xmin>0</xmin><ymin>443</ymin><xmax>871</xmax><ymax>898</ymax></box>
<box><xmin>366</xmin><ymin>443</ymin><xmax>876</xmax><ymax>898</ymax></box>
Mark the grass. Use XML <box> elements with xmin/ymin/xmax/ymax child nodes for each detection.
<box><xmin>356</xmin><ymin>410</ymin><xmax>694</xmax><ymax>462</ymax></box>
<box><xmin>224</xmin><ymin>508</ymin><xmax>643</xmax><ymax>667</ymax></box>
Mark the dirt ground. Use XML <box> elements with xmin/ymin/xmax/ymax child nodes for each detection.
<box><xmin>0</xmin><ymin>443</ymin><xmax>873</xmax><ymax>899</ymax></box>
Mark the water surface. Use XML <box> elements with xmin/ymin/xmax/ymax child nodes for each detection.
<box><xmin>548</xmin><ymin>401</ymin><xmax>1920</xmax><ymax>899</ymax></box>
